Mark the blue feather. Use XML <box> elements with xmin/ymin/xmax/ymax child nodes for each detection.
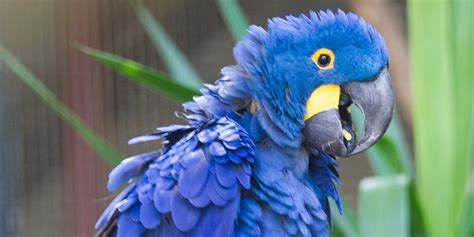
<box><xmin>206</xmin><ymin>175</ymin><xmax>228</xmax><ymax>206</ymax></box>
<box><xmin>153</xmin><ymin>189</ymin><xmax>173</xmax><ymax>213</ymax></box>
<box><xmin>215</xmin><ymin>162</ymin><xmax>237</xmax><ymax>188</ymax></box>
<box><xmin>96</xmin><ymin>117</ymin><xmax>255</xmax><ymax>236</ymax></box>
<box><xmin>117</xmin><ymin>213</ymin><xmax>145</xmax><ymax>237</ymax></box>
<box><xmin>139</xmin><ymin>202</ymin><xmax>161</xmax><ymax>229</ymax></box>
<box><xmin>178</xmin><ymin>157</ymin><xmax>209</xmax><ymax>198</ymax></box>
<box><xmin>107</xmin><ymin>152</ymin><xmax>159</xmax><ymax>191</ymax></box>
<box><xmin>170</xmin><ymin>190</ymin><xmax>201</xmax><ymax>232</ymax></box>
<box><xmin>130</xmin><ymin>204</ymin><xmax>140</xmax><ymax>223</ymax></box>
<box><xmin>188</xmin><ymin>189</ymin><xmax>211</xmax><ymax>208</ymax></box>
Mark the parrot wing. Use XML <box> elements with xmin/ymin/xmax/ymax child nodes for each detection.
<box><xmin>95</xmin><ymin>116</ymin><xmax>255</xmax><ymax>237</ymax></box>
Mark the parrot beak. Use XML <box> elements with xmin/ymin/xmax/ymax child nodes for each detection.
<box><xmin>302</xmin><ymin>68</ymin><xmax>394</xmax><ymax>157</ymax></box>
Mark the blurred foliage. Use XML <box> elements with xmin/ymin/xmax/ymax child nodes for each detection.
<box><xmin>408</xmin><ymin>0</ymin><xmax>474</xmax><ymax>236</ymax></box>
<box><xmin>0</xmin><ymin>45</ymin><xmax>122</xmax><ymax>166</ymax></box>
<box><xmin>330</xmin><ymin>199</ymin><xmax>358</xmax><ymax>237</ymax></box>
<box><xmin>1</xmin><ymin>0</ymin><xmax>472</xmax><ymax>236</ymax></box>
<box><xmin>351</xmin><ymin>108</ymin><xmax>412</xmax><ymax>176</ymax></box>
<box><xmin>130</xmin><ymin>0</ymin><xmax>203</xmax><ymax>89</ymax></box>
<box><xmin>215</xmin><ymin>0</ymin><xmax>249</xmax><ymax>41</ymax></box>
<box><xmin>358</xmin><ymin>175</ymin><xmax>410</xmax><ymax>237</ymax></box>
<box><xmin>79</xmin><ymin>46</ymin><xmax>199</xmax><ymax>102</ymax></box>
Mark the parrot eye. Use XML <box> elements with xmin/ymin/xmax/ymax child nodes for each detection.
<box><xmin>318</xmin><ymin>54</ymin><xmax>331</xmax><ymax>66</ymax></box>
<box><xmin>312</xmin><ymin>48</ymin><xmax>335</xmax><ymax>69</ymax></box>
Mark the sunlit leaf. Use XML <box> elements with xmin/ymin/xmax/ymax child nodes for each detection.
<box><xmin>80</xmin><ymin>46</ymin><xmax>200</xmax><ymax>102</ymax></box>
<box><xmin>452</xmin><ymin>2</ymin><xmax>474</xmax><ymax>236</ymax></box>
<box><xmin>368</xmin><ymin>135</ymin><xmax>404</xmax><ymax>174</ymax></box>
<box><xmin>408</xmin><ymin>0</ymin><xmax>474</xmax><ymax>236</ymax></box>
<box><xmin>458</xmin><ymin>191</ymin><xmax>473</xmax><ymax>237</ymax></box>
<box><xmin>0</xmin><ymin>44</ymin><xmax>122</xmax><ymax>166</ymax></box>
<box><xmin>359</xmin><ymin>175</ymin><xmax>410</xmax><ymax>237</ymax></box>
<box><xmin>130</xmin><ymin>0</ymin><xmax>203</xmax><ymax>89</ymax></box>
<box><xmin>459</xmin><ymin>172</ymin><xmax>473</xmax><ymax>236</ymax></box>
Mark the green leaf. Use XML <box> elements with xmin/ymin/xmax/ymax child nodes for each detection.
<box><xmin>79</xmin><ymin>46</ymin><xmax>200</xmax><ymax>102</ymax></box>
<box><xmin>130</xmin><ymin>0</ymin><xmax>202</xmax><ymax>89</ymax></box>
<box><xmin>409</xmin><ymin>180</ymin><xmax>427</xmax><ymax>237</ymax></box>
<box><xmin>458</xmin><ymin>191</ymin><xmax>474</xmax><ymax>237</ymax></box>
<box><xmin>367</xmin><ymin>134</ymin><xmax>404</xmax><ymax>175</ymax></box>
<box><xmin>351</xmin><ymin>108</ymin><xmax>411</xmax><ymax>176</ymax></box>
<box><xmin>459</xmin><ymin>173</ymin><xmax>473</xmax><ymax>237</ymax></box>
<box><xmin>408</xmin><ymin>0</ymin><xmax>474</xmax><ymax>236</ymax></box>
<box><xmin>359</xmin><ymin>175</ymin><xmax>410</xmax><ymax>237</ymax></box>
<box><xmin>452</xmin><ymin>2</ymin><xmax>474</xmax><ymax>236</ymax></box>
<box><xmin>0</xmin><ymin>44</ymin><xmax>122</xmax><ymax>166</ymax></box>
<box><xmin>215</xmin><ymin>0</ymin><xmax>249</xmax><ymax>41</ymax></box>
<box><xmin>331</xmin><ymin>198</ymin><xmax>359</xmax><ymax>237</ymax></box>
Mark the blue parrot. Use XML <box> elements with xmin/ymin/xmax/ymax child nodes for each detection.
<box><xmin>95</xmin><ymin>10</ymin><xmax>394</xmax><ymax>237</ymax></box>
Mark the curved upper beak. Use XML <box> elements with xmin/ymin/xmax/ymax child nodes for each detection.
<box><xmin>303</xmin><ymin>68</ymin><xmax>394</xmax><ymax>157</ymax></box>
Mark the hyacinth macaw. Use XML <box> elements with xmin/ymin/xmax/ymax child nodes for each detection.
<box><xmin>95</xmin><ymin>10</ymin><xmax>394</xmax><ymax>237</ymax></box>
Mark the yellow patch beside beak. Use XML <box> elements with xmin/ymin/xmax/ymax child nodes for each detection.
<box><xmin>304</xmin><ymin>84</ymin><xmax>341</xmax><ymax>121</ymax></box>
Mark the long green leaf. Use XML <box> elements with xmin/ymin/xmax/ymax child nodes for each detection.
<box><xmin>130</xmin><ymin>0</ymin><xmax>202</xmax><ymax>89</ymax></box>
<box><xmin>452</xmin><ymin>2</ymin><xmax>474</xmax><ymax>236</ymax></box>
<box><xmin>215</xmin><ymin>0</ymin><xmax>249</xmax><ymax>41</ymax></box>
<box><xmin>409</xmin><ymin>181</ymin><xmax>427</xmax><ymax>237</ymax></box>
<box><xmin>459</xmin><ymin>191</ymin><xmax>474</xmax><ymax>237</ymax></box>
<box><xmin>372</xmin><ymin>114</ymin><xmax>412</xmax><ymax>174</ymax></box>
<box><xmin>408</xmin><ymin>0</ymin><xmax>474</xmax><ymax>236</ymax></box>
<box><xmin>0</xmin><ymin>44</ymin><xmax>122</xmax><ymax>166</ymax></box>
<box><xmin>359</xmin><ymin>175</ymin><xmax>410</xmax><ymax>237</ymax></box>
<box><xmin>367</xmin><ymin>136</ymin><xmax>404</xmax><ymax>174</ymax></box>
<box><xmin>80</xmin><ymin>46</ymin><xmax>200</xmax><ymax>102</ymax></box>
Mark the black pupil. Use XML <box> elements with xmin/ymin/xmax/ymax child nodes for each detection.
<box><xmin>318</xmin><ymin>54</ymin><xmax>331</xmax><ymax>67</ymax></box>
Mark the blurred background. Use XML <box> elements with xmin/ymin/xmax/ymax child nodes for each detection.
<box><xmin>0</xmin><ymin>0</ymin><xmax>466</xmax><ymax>237</ymax></box>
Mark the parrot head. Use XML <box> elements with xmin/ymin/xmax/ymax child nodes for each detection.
<box><xmin>234</xmin><ymin>10</ymin><xmax>393</xmax><ymax>157</ymax></box>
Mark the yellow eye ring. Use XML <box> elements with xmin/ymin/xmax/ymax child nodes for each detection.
<box><xmin>311</xmin><ymin>48</ymin><xmax>335</xmax><ymax>69</ymax></box>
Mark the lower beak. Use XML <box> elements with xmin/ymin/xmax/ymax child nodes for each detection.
<box><xmin>303</xmin><ymin>68</ymin><xmax>394</xmax><ymax>157</ymax></box>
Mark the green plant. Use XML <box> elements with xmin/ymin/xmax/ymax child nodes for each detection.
<box><xmin>0</xmin><ymin>0</ymin><xmax>472</xmax><ymax>236</ymax></box>
<box><xmin>0</xmin><ymin>45</ymin><xmax>122</xmax><ymax>166</ymax></box>
<box><xmin>408</xmin><ymin>0</ymin><xmax>474</xmax><ymax>236</ymax></box>
<box><xmin>78</xmin><ymin>46</ymin><xmax>199</xmax><ymax>102</ymax></box>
